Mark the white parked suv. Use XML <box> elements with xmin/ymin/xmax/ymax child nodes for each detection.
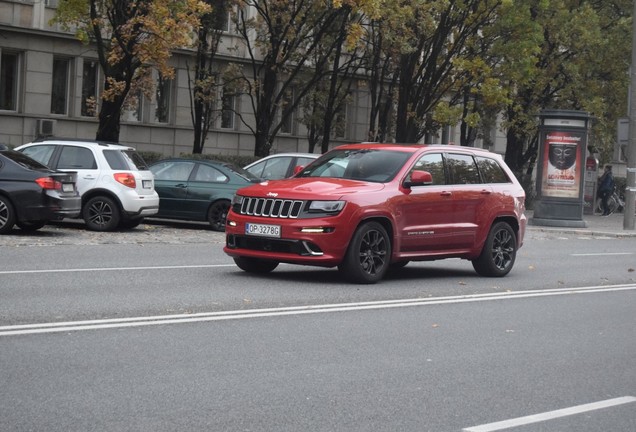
<box><xmin>16</xmin><ymin>139</ymin><xmax>159</xmax><ymax>231</ymax></box>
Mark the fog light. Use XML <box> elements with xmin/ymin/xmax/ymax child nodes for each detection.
<box><xmin>227</xmin><ymin>220</ymin><xmax>237</xmax><ymax>227</ymax></box>
<box><xmin>300</xmin><ymin>227</ymin><xmax>333</xmax><ymax>233</ymax></box>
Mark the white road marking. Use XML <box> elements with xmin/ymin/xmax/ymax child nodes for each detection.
<box><xmin>0</xmin><ymin>264</ymin><xmax>234</xmax><ymax>275</ymax></box>
<box><xmin>463</xmin><ymin>396</ymin><xmax>636</xmax><ymax>432</ymax></box>
<box><xmin>571</xmin><ymin>252</ymin><xmax>634</xmax><ymax>256</ymax></box>
<box><xmin>1</xmin><ymin>284</ymin><xmax>635</xmax><ymax>337</ymax></box>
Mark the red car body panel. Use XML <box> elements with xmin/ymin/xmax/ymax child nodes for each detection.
<box><xmin>224</xmin><ymin>143</ymin><xmax>526</xmax><ymax>271</ymax></box>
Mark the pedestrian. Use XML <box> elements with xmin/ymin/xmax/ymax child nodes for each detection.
<box><xmin>598</xmin><ymin>165</ymin><xmax>615</xmax><ymax>216</ymax></box>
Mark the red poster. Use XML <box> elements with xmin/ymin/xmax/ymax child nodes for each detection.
<box><xmin>541</xmin><ymin>131</ymin><xmax>583</xmax><ymax>198</ymax></box>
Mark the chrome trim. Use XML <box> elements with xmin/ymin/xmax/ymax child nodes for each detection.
<box><xmin>240</xmin><ymin>197</ymin><xmax>304</xmax><ymax>218</ymax></box>
<box><xmin>301</xmin><ymin>241</ymin><xmax>324</xmax><ymax>256</ymax></box>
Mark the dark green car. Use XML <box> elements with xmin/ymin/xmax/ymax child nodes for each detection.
<box><xmin>149</xmin><ymin>159</ymin><xmax>261</xmax><ymax>231</ymax></box>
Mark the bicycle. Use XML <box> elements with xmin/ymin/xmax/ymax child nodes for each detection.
<box><xmin>595</xmin><ymin>186</ymin><xmax>625</xmax><ymax>215</ymax></box>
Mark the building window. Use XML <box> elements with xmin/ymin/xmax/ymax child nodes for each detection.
<box><xmin>214</xmin><ymin>9</ymin><xmax>231</xmax><ymax>32</ymax></box>
<box><xmin>441</xmin><ymin>125</ymin><xmax>452</xmax><ymax>144</ymax></box>
<box><xmin>280</xmin><ymin>88</ymin><xmax>294</xmax><ymax>134</ymax></box>
<box><xmin>220</xmin><ymin>87</ymin><xmax>235</xmax><ymax>129</ymax></box>
<box><xmin>153</xmin><ymin>74</ymin><xmax>172</xmax><ymax>123</ymax></box>
<box><xmin>121</xmin><ymin>91</ymin><xmax>142</xmax><ymax>122</ymax></box>
<box><xmin>332</xmin><ymin>106</ymin><xmax>348</xmax><ymax>139</ymax></box>
<box><xmin>81</xmin><ymin>60</ymin><xmax>99</xmax><ymax>117</ymax></box>
<box><xmin>0</xmin><ymin>52</ymin><xmax>19</xmax><ymax>111</ymax></box>
<box><xmin>51</xmin><ymin>57</ymin><xmax>70</xmax><ymax>115</ymax></box>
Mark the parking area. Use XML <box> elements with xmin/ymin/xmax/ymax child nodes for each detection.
<box><xmin>0</xmin><ymin>219</ymin><xmax>225</xmax><ymax>247</ymax></box>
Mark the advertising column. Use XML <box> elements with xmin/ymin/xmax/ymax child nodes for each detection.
<box><xmin>531</xmin><ymin>110</ymin><xmax>591</xmax><ymax>227</ymax></box>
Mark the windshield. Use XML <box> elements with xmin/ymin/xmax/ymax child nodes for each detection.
<box><xmin>296</xmin><ymin>149</ymin><xmax>411</xmax><ymax>183</ymax></box>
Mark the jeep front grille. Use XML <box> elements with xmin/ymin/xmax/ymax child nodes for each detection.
<box><xmin>240</xmin><ymin>197</ymin><xmax>304</xmax><ymax>218</ymax></box>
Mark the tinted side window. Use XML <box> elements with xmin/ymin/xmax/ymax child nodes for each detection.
<box><xmin>151</xmin><ymin>161</ymin><xmax>195</xmax><ymax>181</ymax></box>
<box><xmin>193</xmin><ymin>164</ymin><xmax>228</xmax><ymax>182</ymax></box>
<box><xmin>20</xmin><ymin>145</ymin><xmax>56</xmax><ymax>166</ymax></box>
<box><xmin>475</xmin><ymin>156</ymin><xmax>510</xmax><ymax>184</ymax></box>
<box><xmin>410</xmin><ymin>153</ymin><xmax>445</xmax><ymax>185</ymax></box>
<box><xmin>57</xmin><ymin>146</ymin><xmax>97</xmax><ymax>169</ymax></box>
<box><xmin>445</xmin><ymin>153</ymin><xmax>480</xmax><ymax>184</ymax></box>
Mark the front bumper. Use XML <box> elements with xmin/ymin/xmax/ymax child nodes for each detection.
<box><xmin>224</xmin><ymin>213</ymin><xmax>352</xmax><ymax>267</ymax></box>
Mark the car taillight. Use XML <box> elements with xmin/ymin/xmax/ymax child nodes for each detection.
<box><xmin>114</xmin><ymin>173</ymin><xmax>136</xmax><ymax>188</ymax></box>
<box><xmin>35</xmin><ymin>177</ymin><xmax>62</xmax><ymax>190</ymax></box>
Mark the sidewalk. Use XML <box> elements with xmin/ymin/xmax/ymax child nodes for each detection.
<box><xmin>526</xmin><ymin>210</ymin><xmax>636</xmax><ymax>237</ymax></box>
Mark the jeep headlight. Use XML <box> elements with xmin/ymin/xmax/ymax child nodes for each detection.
<box><xmin>232</xmin><ymin>195</ymin><xmax>244</xmax><ymax>206</ymax></box>
<box><xmin>308</xmin><ymin>200</ymin><xmax>345</xmax><ymax>213</ymax></box>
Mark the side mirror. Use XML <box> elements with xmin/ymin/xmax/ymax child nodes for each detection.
<box><xmin>404</xmin><ymin>170</ymin><xmax>433</xmax><ymax>188</ymax></box>
<box><xmin>292</xmin><ymin>165</ymin><xmax>304</xmax><ymax>176</ymax></box>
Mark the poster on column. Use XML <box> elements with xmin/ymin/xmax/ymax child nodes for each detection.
<box><xmin>541</xmin><ymin>130</ymin><xmax>583</xmax><ymax>198</ymax></box>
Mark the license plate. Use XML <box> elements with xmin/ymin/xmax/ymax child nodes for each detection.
<box><xmin>143</xmin><ymin>180</ymin><xmax>152</xmax><ymax>189</ymax></box>
<box><xmin>245</xmin><ymin>223</ymin><xmax>281</xmax><ymax>238</ymax></box>
<box><xmin>62</xmin><ymin>183</ymin><xmax>74</xmax><ymax>193</ymax></box>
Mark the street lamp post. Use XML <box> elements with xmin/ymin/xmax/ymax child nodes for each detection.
<box><xmin>625</xmin><ymin>0</ymin><xmax>636</xmax><ymax>230</ymax></box>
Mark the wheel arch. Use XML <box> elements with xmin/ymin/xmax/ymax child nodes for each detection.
<box><xmin>356</xmin><ymin>215</ymin><xmax>395</xmax><ymax>249</ymax></box>
<box><xmin>81</xmin><ymin>188</ymin><xmax>124</xmax><ymax>212</ymax></box>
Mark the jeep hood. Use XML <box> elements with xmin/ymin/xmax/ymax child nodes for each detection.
<box><xmin>237</xmin><ymin>178</ymin><xmax>385</xmax><ymax>200</ymax></box>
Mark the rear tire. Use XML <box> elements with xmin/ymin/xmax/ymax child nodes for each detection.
<box><xmin>83</xmin><ymin>196</ymin><xmax>121</xmax><ymax>231</ymax></box>
<box><xmin>16</xmin><ymin>220</ymin><xmax>47</xmax><ymax>232</ymax></box>
<box><xmin>208</xmin><ymin>200</ymin><xmax>230</xmax><ymax>231</ymax></box>
<box><xmin>472</xmin><ymin>222</ymin><xmax>517</xmax><ymax>277</ymax></box>
<box><xmin>233</xmin><ymin>257</ymin><xmax>279</xmax><ymax>273</ymax></box>
<box><xmin>338</xmin><ymin>221</ymin><xmax>391</xmax><ymax>284</ymax></box>
<box><xmin>119</xmin><ymin>217</ymin><xmax>144</xmax><ymax>229</ymax></box>
<box><xmin>0</xmin><ymin>196</ymin><xmax>16</xmax><ymax>234</ymax></box>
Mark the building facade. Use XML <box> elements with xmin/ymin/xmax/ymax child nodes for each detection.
<box><xmin>0</xmin><ymin>0</ymin><xmax>504</xmax><ymax>157</ymax></box>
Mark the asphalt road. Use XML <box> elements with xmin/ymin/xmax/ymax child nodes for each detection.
<box><xmin>1</xmin><ymin>222</ymin><xmax>635</xmax><ymax>431</ymax></box>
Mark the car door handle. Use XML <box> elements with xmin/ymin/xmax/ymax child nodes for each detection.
<box><xmin>175</xmin><ymin>183</ymin><xmax>188</xmax><ymax>188</ymax></box>
<box><xmin>440</xmin><ymin>191</ymin><xmax>452</xmax><ymax>197</ymax></box>
<box><xmin>480</xmin><ymin>189</ymin><xmax>492</xmax><ymax>194</ymax></box>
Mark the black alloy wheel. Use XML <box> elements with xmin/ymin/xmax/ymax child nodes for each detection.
<box><xmin>208</xmin><ymin>200</ymin><xmax>230</xmax><ymax>232</ymax></box>
<box><xmin>339</xmin><ymin>221</ymin><xmax>391</xmax><ymax>284</ymax></box>
<box><xmin>83</xmin><ymin>196</ymin><xmax>121</xmax><ymax>231</ymax></box>
<box><xmin>472</xmin><ymin>221</ymin><xmax>517</xmax><ymax>277</ymax></box>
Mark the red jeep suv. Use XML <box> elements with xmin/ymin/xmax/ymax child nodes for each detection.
<box><xmin>224</xmin><ymin>143</ymin><xmax>526</xmax><ymax>284</ymax></box>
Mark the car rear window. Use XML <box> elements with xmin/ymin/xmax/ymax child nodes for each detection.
<box><xmin>2</xmin><ymin>150</ymin><xmax>51</xmax><ymax>170</ymax></box>
<box><xmin>475</xmin><ymin>156</ymin><xmax>511</xmax><ymax>183</ymax></box>
<box><xmin>104</xmin><ymin>150</ymin><xmax>149</xmax><ymax>171</ymax></box>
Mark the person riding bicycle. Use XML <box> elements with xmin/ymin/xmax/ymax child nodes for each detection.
<box><xmin>598</xmin><ymin>165</ymin><xmax>615</xmax><ymax>216</ymax></box>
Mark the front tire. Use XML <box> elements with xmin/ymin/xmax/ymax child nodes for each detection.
<box><xmin>83</xmin><ymin>196</ymin><xmax>121</xmax><ymax>231</ymax></box>
<box><xmin>338</xmin><ymin>221</ymin><xmax>391</xmax><ymax>284</ymax></box>
<box><xmin>472</xmin><ymin>222</ymin><xmax>517</xmax><ymax>277</ymax></box>
<box><xmin>233</xmin><ymin>257</ymin><xmax>279</xmax><ymax>273</ymax></box>
<box><xmin>0</xmin><ymin>196</ymin><xmax>16</xmax><ymax>234</ymax></box>
<box><xmin>208</xmin><ymin>200</ymin><xmax>230</xmax><ymax>231</ymax></box>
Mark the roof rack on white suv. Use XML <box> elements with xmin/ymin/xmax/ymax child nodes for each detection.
<box><xmin>16</xmin><ymin>139</ymin><xmax>159</xmax><ymax>231</ymax></box>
